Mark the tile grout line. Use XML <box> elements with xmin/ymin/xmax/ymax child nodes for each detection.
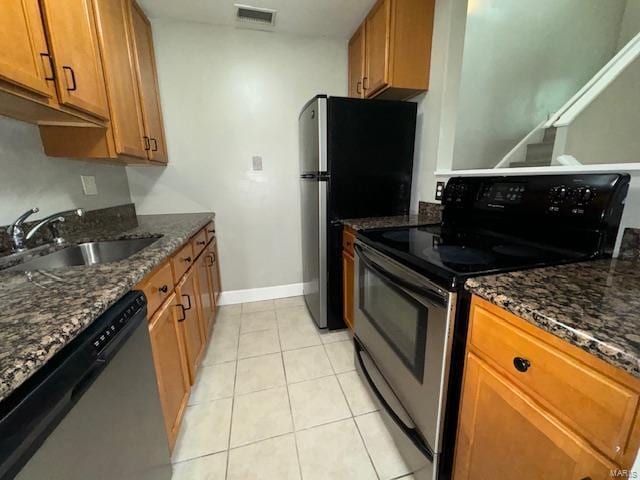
<box><xmin>223</xmin><ymin>312</ymin><xmax>242</xmax><ymax>480</ymax></box>
<box><xmin>322</xmin><ymin>333</ymin><xmax>381</xmax><ymax>480</ymax></box>
<box><xmin>275</xmin><ymin>307</ymin><xmax>306</xmax><ymax>480</ymax></box>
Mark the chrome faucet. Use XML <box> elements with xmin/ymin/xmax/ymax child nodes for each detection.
<box><xmin>8</xmin><ymin>208</ymin><xmax>85</xmax><ymax>252</ymax></box>
<box><xmin>8</xmin><ymin>207</ymin><xmax>39</xmax><ymax>252</ymax></box>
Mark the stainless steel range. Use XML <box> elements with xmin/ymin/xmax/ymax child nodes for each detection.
<box><xmin>353</xmin><ymin>173</ymin><xmax>630</xmax><ymax>479</ymax></box>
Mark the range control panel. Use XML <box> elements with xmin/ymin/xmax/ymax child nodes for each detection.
<box><xmin>547</xmin><ymin>185</ymin><xmax>596</xmax><ymax>215</ymax></box>
<box><xmin>442</xmin><ymin>173</ymin><xmax>629</xmax><ymax>224</ymax></box>
<box><xmin>92</xmin><ymin>294</ymin><xmax>145</xmax><ymax>352</ymax></box>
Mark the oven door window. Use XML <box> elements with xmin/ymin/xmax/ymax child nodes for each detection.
<box><xmin>359</xmin><ymin>264</ymin><xmax>428</xmax><ymax>382</ymax></box>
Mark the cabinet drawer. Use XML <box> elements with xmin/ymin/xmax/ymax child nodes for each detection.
<box><xmin>469</xmin><ymin>300</ymin><xmax>640</xmax><ymax>461</ymax></box>
<box><xmin>171</xmin><ymin>243</ymin><xmax>194</xmax><ymax>284</ymax></box>
<box><xmin>191</xmin><ymin>228</ymin><xmax>208</xmax><ymax>257</ymax></box>
<box><xmin>343</xmin><ymin>227</ymin><xmax>356</xmax><ymax>256</ymax></box>
<box><xmin>204</xmin><ymin>221</ymin><xmax>216</xmax><ymax>243</ymax></box>
<box><xmin>138</xmin><ymin>261</ymin><xmax>174</xmax><ymax>316</ymax></box>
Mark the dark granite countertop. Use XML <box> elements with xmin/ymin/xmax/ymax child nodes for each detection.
<box><xmin>0</xmin><ymin>212</ymin><xmax>214</xmax><ymax>401</ymax></box>
<box><xmin>466</xmin><ymin>258</ymin><xmax>640</xmax><ymax>379</ymax></box>
<box><xmin>342</xmin><ymin>214</ymin><xmax>437</xmax><ymax>231</ymax></box>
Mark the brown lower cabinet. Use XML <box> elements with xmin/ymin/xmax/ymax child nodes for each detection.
<box><xmin>196</xmin><ymin>253</ymin><xmax>215</xmax><ymax>337</ymax></box>
<box><xmin>175</xmin><ymin>268</ymin><xmax>205</xmax><ymax>385</ymax></box>
<box><xmin>206</xmin><ymin>239</ymin><xmax>222</xmax><ymax>305</ymax></box>
<box><xmin>138</xmin><ymin>221</ymin><xmax>223</xmax><ymax>450</ymax></box>
<box><xmin>148</xmin><ymin>294</ymin><xmax>190</xmax><ymax>453</ymax></box>
<box><xmin>342</xmin><ymin>227</ymin><xmax>356</xmax><ymax>330</ymax></box>
<box><xmin>453</xmin><ymin>296</ymin><xmax>640</xmax><ymax>479</ymax></box>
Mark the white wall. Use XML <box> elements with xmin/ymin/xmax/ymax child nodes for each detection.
<box><xmin>619</xmin><ymin>0</ymin><xmax>640</xmax><ymax>50</ymax></box>
<box><xmin>0</xmin><ymin>116</ymin><xmax>131</xmax><ymax>226</ymax></box>
<box><xmin>410</xmin><ymin>0</ymin><xmax>468</xmax><ymax>208</ymax></box>
<box><xmin>563</xmin><ymin>56</ymin><xmax>640</xmax><ymax>165</ymax></box>
<box><xmin>452</xmin><ymin>0</ymin><xmax>627</xmax><ymax>170</ymax></box>
<box><xmin>127</xmin><ymin>20</ymin><xmax>347</xmax><ymax>291</ymax></box>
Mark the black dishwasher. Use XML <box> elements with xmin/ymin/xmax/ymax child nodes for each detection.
<box><xmin>0</xmin><ymin>291</ymin><xmax>172</xmax><ymax>480</ymax></box>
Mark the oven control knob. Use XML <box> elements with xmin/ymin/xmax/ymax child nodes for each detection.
<box><xmin>582</xmin><ymin>187</ymin><xmax>594</xmax><ymax>202</ymax></box>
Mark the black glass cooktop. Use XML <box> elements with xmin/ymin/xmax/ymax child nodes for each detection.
<box><xmin>358</xmin><ymin>224</ymin><xmax>588</xmax><ymax>290</ymax></box>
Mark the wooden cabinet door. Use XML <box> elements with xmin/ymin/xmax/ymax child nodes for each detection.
<box><xmin>207</xmin><ymin>240</ymin><xmax>222</xmax><ymax>305</ymax></box>
<box><xmin>129</xmin><ymin>1</ymin><xmax>168</xmax><ymax>163</ymax></box>
<box><xmin>348</xmin><ymin>26</ymin><xmax>365</xmax><ymax>98</ymax></box>
<box><xmin>342</xmin><ymin>250</ymin><xmax>355</xmax><ymax>330</ymax></box>
<box><xmin>148</xmin><ymin>294</ymin><xmax>190</xmax><ymax>452</ymax></box>
<box><xmin>40</xmin><ymin>0</ymin><xmax>109</xmax><ymax>119</ymax></box>
<box><xmin>196</xmin><ymin>253</ymin><xmax>215</xmax><ymax>338</ymax></box>
<box><xmin>0</xmin><ymin>0</ymin><xmax>54</xmax><ymax>97</ymax></box>
<box><xmin>92</xmin><ymin>0</ymin><xmax>146</xmax><ymax>158</ymax></box>
<box><xmin>176</xmin><ymin>269</ymin><xmax>205</xmax><ymax>384</ymax></box>
<box><xmin>364</xmin><ymin>0</ymin><xmax>391</xmax><ymax>97</ymax></box>
<box><xmin>453</xmin><ymin>353</ymin><xmax>617</xmax><ymax>480</ymax></box>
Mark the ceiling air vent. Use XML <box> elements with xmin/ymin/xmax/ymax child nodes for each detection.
<box><xmin>235</xmin><ymin>4</ymin><xmax>277</xmax><ymax>27</ymax></box>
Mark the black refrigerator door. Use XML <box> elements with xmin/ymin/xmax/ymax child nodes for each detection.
<box><xmin>327</xmin><ymin>97</ymin><xmax>417</xmax><ymax>220</ymax></box>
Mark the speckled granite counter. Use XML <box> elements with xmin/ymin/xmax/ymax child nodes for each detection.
<box><xmin>342</xmin><ymin>214</ymin><xmax>437</xmax><ymax>231</ymax></box>
<box><xmin>0</xmin><ymin>212</ymin><xmax>214</xmax><ymax>401</ymax></box>
<box><xmin>466</xmin><ymin>258</ymin><xmax>640</xmax><ymax>379</ymax></box>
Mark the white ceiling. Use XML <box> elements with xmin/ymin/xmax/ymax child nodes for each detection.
<box><xmin>138</xmin><ymin>0</ymin><xmax>377</xmax><ymax>38</ymax></box>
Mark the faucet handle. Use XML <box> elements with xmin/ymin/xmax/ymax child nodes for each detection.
<box><xmin>11</xmin><ymin>207</ymin><xmax>39</xmax><ymax>229</ymax></box>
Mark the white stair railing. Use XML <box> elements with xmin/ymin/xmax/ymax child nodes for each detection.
<box><xmin>545</xmin><ymin>31</ymin><xmax>640</xmax><ymax>128</ymax></box>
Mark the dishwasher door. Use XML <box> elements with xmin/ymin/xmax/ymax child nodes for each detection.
<box><xmin>15</xmin><ymin>315</ymin><xmax>172</xmax><ymax>480</ymax></box>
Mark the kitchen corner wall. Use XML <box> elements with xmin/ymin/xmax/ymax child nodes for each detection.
<box><xmin>0</xmin><ymin>116</ymin><xmax>131</xmax><ymax>226</ymax></box>
<box><xmin>127</xmin><ymin>20</ymin><xmax>347</xmax><ymax>292</ymax></box>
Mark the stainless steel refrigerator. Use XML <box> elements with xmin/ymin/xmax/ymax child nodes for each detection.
<box><xmin>299</xmin><ymin>95</ymin><xmax>417</xmax><ymax>329</ymax></box>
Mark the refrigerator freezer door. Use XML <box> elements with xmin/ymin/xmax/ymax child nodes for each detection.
<box><xmin>299</xmin><ymin>96</ymin><xmax>328</xmax><ymax>328</ymax></box>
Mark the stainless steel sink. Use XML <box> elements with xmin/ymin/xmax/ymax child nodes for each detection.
<box><xmin>9</xmin><ymin>237</ymin><xmax>161</xmax><ymax>271</ymax></box>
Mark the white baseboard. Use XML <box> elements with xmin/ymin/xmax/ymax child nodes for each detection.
<box><xmin>218</xmin><ymin>283</ymin><xmax>304</xmax><ymax>305</ymax></box>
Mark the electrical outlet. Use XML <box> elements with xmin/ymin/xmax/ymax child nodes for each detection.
<box><xmin>81</xmin><ymin>175</ymin><xmax>98</xmax><ymax>196</ymax></box>
<box><xmin>435</xmin><ymin>181</ymin><xmax>445</xmax><ymax>201</ymax></box>
<box><xmin>252</xmin><ymin>156</ymin><xmax>263</xmax><ymax>171</ymax></box>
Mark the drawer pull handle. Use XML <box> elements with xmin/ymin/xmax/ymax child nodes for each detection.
<box><xmin>158</xmin><ymin>285</ymin><xmax>169</xmax><ymax>294</ymax></box>
<box><xmin>183</xmin><ymin>256</ymin><xmax>192</xmax><ymax>263</ymax></box>
<box><xmin>176</xmin><ymin>304</ymin><xmax>186</xmax><ymax>322</ymax></box>
<box><xmin>182</xmin><ymin>294</ymin><xmax>192</xmax><ymax>310</ymax></box>
<box><xmin>513</xmin><ymin>357</ymin><xmax>531</xmax><ymax>373</ymax></box>
<box><xmin>151</xmin><ymin>138</ymin><xmax>158</xmax><ymax>152</ymax></box>
<box><xmin>40</xmin><ymin>53</ymin><xmax>55</xmax><ymax>81</ymax></box>
<box><xmin>143</xmin><ymin>136</ymin><xmax>150</xmax><ymax>151</ymax></box>
<box><xmin>208</xmin><ymin>229</ymin><xmax>215</xmax><ymax>234</ymax></box>
<box><xmin>62</xmin><ymin>66</ymin><xmax>77</xmax><ymax>91</ymax></box>
<box><xmin>197</xmin><ymin>240</ymin><xmax>206</xmax><ymax>246</ymax></box>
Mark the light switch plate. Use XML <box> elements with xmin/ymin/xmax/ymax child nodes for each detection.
<box><xmin>81</xmin><ymin>175</ymin><xmax>98</xmax><ymax>196</ymax></box>
<box><xmin>252</xmin><ymin>156</ymin><xmax>263</xmax><ymax>171</ymax></box>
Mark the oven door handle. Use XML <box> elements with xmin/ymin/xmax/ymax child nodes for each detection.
<box><xmin>354</xmin><ymin>244</ymin><xmax>447</xmax><ymax>306</ymax></box>
<box><xmin>355</xmin><ymin>340</ymin><xmax>435</xmax><ymax>462</ymax></box>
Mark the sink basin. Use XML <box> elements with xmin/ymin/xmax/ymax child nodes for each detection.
<box><xmin>9</xmin><ymin>237</ymin><xmax>161</xmax><ymax>271</ymax></box>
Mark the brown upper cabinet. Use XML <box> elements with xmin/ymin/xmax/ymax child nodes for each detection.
<box><xmin>39</xmin><ymin>0</ymin><xmax>151</xmax><ymax>162</ymax></box>
<box><xmin>92</xmin><ymin>0</ymin><xmax>148</xmax><ymax>159</ymax></box>
<box><xmin>349</xmin><ymin>0</ymin><xmax>435</xmax><ymax>100</ymax></box>
<box><xmin>0</xmin><ymin>0</ymin><xmax>107</xmax><ymax>126</ymax></box>
<box><xmin>5</xmin><ymin>0</ymin><xmax>168</xmax><ymax>165</ymax></box>
<box><xmin>348</xmin><ymin>25</ymin><xmax>366</xmax><ymax>98</ymax></box>
<box><xmin>130</xmin><ymin>1</ymin><xmax>167</xmax><ymax>164</ymax></box>
<box><xmin>0</xmin><ymin>1</ymin><xmax>53</xmax><ymax>97</ymax></box>
<box><xmin>40</xmin><ymin>0</ymin><xmax>110</xmax><ymax>120</ymax></box>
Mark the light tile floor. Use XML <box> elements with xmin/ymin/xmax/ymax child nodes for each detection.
<box><xmin>171</xmin><ymin>297</ymin><xmax>414</xmax><ymax>480</ymax></box>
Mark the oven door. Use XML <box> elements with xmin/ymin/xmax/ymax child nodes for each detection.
<box><xmin>354</xmin><ymin>241</ymin><xmax>455</xmax><ymax>468</ymax></box>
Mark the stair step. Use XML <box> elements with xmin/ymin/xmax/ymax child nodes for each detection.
<box><xmin>509</xmin><ymin>160</ymin><xmax>552</xmax><ymax>168</ymax></box>
<box><xmin>543</xmin><ymin>126</ymin><xmax>557</xmax><ymax>143</ymax></box>
<box><xmin>525</xmin><ymin>142</ymin><xmax>553</xmax><ymax>163</ymax></box>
